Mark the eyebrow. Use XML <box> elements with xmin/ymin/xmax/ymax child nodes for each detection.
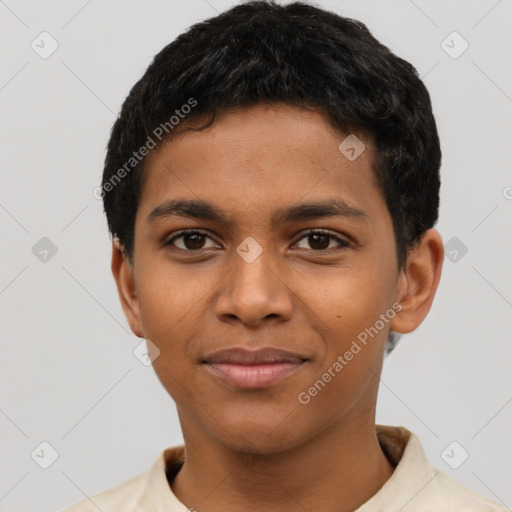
<box><xmin>147</xmin><ymin>198</ymin><xmax>369</xmax><ymax>227</ymax></box>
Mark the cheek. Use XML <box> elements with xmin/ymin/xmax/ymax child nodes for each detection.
<box><xmin>135</xmin><ymin>264</ymin><xmax>219</xmax><ymax>390</ymax></box>
<box><xmin>138</xmin><ymin>280</ymin><xmax>195</xmax><ymax>404</ymax></box>
<box><xmin>299</xmin><ymin>278</ymin><xmax>390</xmax><ymax>413</ymax></box>
<box><xmin>137</xmin><ymin>262</ymin><xmax>203</xmax><ymax>334</ymax></box>
<box><xmin>306</xmin><ymin>264</ymin><xmax>393</xmax><ymax>335</ymax></box>
<box><xmin>307</xmin><ymin>267</ymin><xmax>396</xmax><ymax>393</ymax></box>
<box><xmin>135</xmin><ymin>272</ymin><xmax>195</xmax><ymax>370</ymax></box>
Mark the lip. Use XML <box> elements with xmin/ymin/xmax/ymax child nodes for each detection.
<box><xmin>202</xmin><ymin>347</ymin><xmax>308</xmax><ymax>389</ymax></box>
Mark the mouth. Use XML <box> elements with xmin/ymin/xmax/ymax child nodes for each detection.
<box><xmin>202</xmin><ymin>347</ymin><xmax>309</xmax><ymax>389</ymax></box>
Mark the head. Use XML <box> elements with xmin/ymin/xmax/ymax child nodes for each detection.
<box><xmin>106</xmin><ymin>1</ymin><xmax>443</xmax><ymax>453</ymax></box>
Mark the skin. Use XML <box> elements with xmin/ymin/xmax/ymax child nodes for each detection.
<box><xmin>112</xmin><ymin>103</ymin><xmax>444</xmax><ymax>512</ymax></box>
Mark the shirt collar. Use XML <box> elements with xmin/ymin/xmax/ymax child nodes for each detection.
<box><xmin>135</xmin><ymin>425</ymin><xmax>438</xmax><ymax>512</ymax></box>
<box><xmin>137</xmin><ymin>444</ymin><xmax>189</xmax><ymax>512</ymax></box>
<box><xmin>355</xmin><ymin>426</ymin><xmax>439</xmax><ymax>511</ymax></box>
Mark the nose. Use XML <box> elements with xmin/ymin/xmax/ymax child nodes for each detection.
<box><xmin>214</xmin><ymin>244</ymin><xmax>293</xmax><ymax>328</ymax></box>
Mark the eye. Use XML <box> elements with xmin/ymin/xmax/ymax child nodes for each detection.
<box><xmin>165</xmin><ymin>230</ymin><xmax>219</xmax><ymax>251</ymax></box>
<box><xmin>165</xmin><ymin>229</ymin><xmax>350</xmax><ymax>253</ymax></box>
<box><xmin>294</xmin><ymin>229</ymin><xmax>350</xmax><ymax>251</ymax></box>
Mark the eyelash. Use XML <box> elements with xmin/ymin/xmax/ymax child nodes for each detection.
<box><xmin>165</xmin><ymin>229</ymin><xmax>350</xmax><ymax>253</ymax></box>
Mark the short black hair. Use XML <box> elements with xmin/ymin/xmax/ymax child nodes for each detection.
<box><xmin>101</xmin><ymin>0</ymin><xmax>441</xmax><ymax>270</ymax></box>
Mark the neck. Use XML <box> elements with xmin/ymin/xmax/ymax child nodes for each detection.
<box><xmin>170</xmin><ymin>417</ymin><xmax>395</xmax><ymax>512</ymax></box>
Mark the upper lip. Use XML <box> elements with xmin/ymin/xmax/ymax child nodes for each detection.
<box><xmin>202</xmin><ymin>347</ymin><xmax>308</xmax><ymax>365</ymax></box>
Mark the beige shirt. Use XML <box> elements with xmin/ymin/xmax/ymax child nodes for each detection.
<box><xmin>63</xmin><ymin>425</ymin><xmax>508</xmax><ymax>511</ymax></box>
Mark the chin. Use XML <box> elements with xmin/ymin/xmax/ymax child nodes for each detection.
<box><xmin>208</xmin><ymin>407</ymin><xmax>313</xmax><ymax>455</ymax></box>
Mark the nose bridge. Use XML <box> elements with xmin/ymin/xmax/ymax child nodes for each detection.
<box><xmin>234</xmin><ymin>240</ymin><xmax>274</xmax><ymax>294</ymax></box>
<box><xmin>215</xmin><ymin>236</ymin><xmax>292</xmax><ymax>325</ymax></box>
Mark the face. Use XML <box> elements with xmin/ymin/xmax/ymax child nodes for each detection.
<box><xmin>122</xmin><ymin>103</ymin><xmax>407</xmax><ymax>453</ymax></box>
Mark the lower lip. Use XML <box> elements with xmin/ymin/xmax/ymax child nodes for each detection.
<box><xmin>204</xmin><ymin>362</ymin><xmax>305</xmax><ymax>389</ymax></box>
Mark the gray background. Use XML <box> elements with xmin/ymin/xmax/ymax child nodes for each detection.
<box><xmin>1</xmin><ymin>0</ymin><xmax>511</xmax><ymax>510</ymax></box>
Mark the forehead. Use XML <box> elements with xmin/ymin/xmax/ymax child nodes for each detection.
<box><xmin>137</xmin><ymin>103</ymin><xmax>384</xmax><ymax>226</ymax></box>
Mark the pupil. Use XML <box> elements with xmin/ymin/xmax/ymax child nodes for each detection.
<box><xmin>185</xmin><ymin>233</ymin><xmax>205</xmax><ymax>250</ymax></box>
<box><xmin>310</xmin><ymin>233</ymin><xmax>329</xmax><ymax>249</ymax></box>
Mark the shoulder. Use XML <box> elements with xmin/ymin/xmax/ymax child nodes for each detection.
<box><xmin>372</xmin><ymin>426</ymin><xmax>509</xmax><ymax>512</ymax></box>
<box><xmin>60</xmin><ymin>445</ymin><xmax>186</xmax><ymax>512</ymax></box>
<box><xmin>61</xmin><ymin>470</ymin><xmax>150</xmax><ymax>512</ymax></box>
<box><xmin>424</xmin><ymin>470</ymin><xmax>509</xmax><ymax>512</ymax></box>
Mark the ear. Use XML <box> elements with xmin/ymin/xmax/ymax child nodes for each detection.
<box><xmin>111</xmin><ymin>238</ymin><xmax>144</xmax><ymax>338</ymax></box>
<box><xmin>390</xmin><ymin>229</ymin><xmax>444</xmax><ymax>334</ymax></box>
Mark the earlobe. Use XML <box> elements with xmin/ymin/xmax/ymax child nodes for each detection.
<box><xmin>111</xmin><ymin>238</ymin><xmax>144</xmax><ymax>338</ymax></box>
<box><xmin>390</xmin><ymin>229</ymin><xmax>444</xmax><ymax>334</ymax></box>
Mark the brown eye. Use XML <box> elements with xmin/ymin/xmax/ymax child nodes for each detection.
<box><xmin>308</xmin><ymin>233</ymin><xmax>329</xmax><ymax>250</ymax></box>
<box><xmin>295</xmin><ymin>230</ymin><xmax>350</xmax><ymax>251</ymax></box>
<box><xmin>182</xmin><ymin>232</ymin><xmax>206</xmax><ymax>250</ymax></box>
<box><xmin>166</xmin><ymin>230</ymin><xmax>218</xmax><ymax>251</ymax></box>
